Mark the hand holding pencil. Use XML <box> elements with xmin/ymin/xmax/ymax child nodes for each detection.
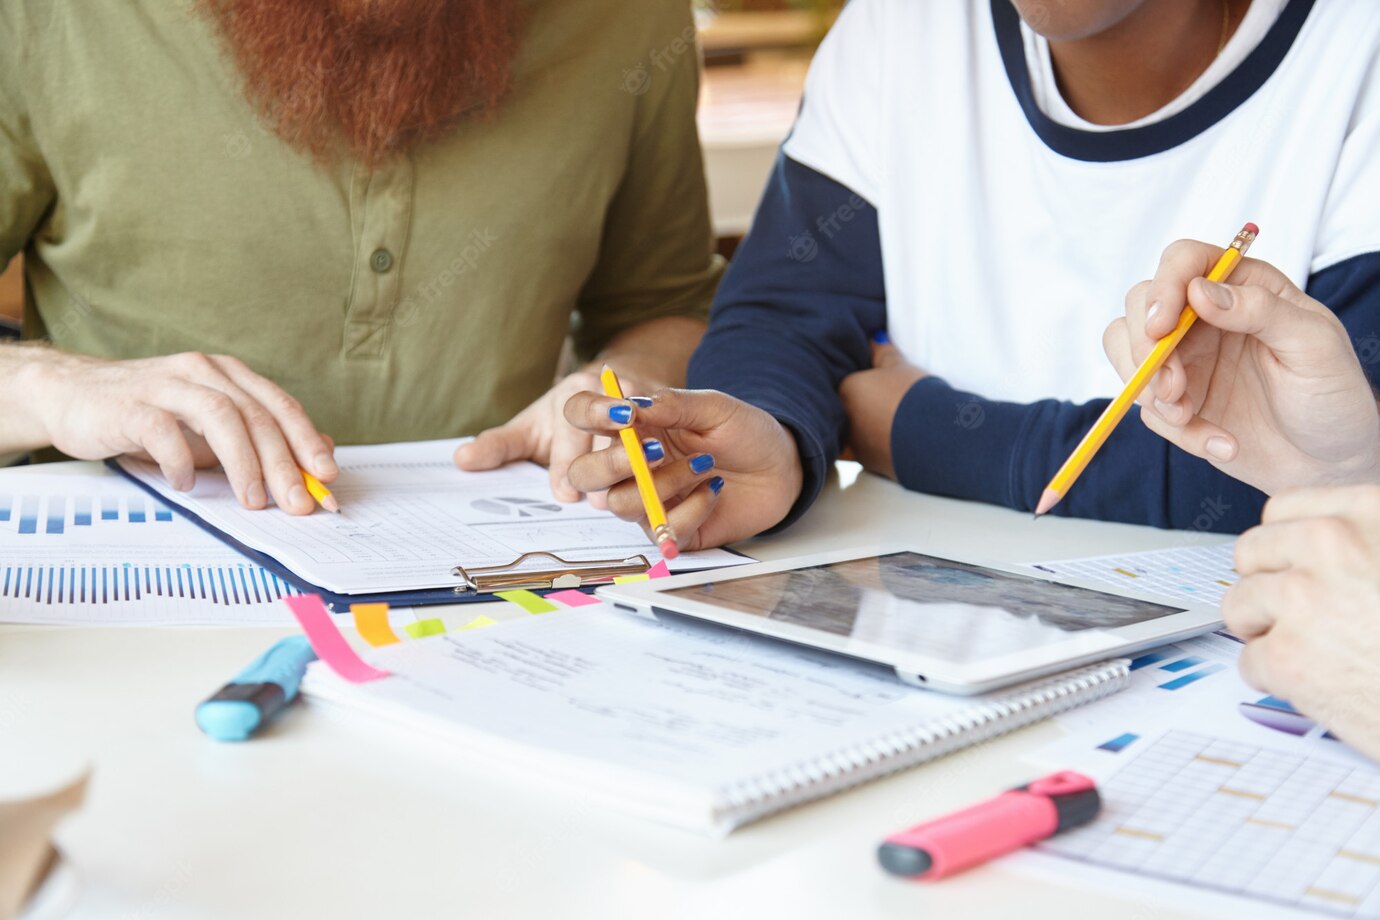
<box><xmin>1095</xmin><ymin>235</ymin><xmax>1380</xmax><ymax>498</ymax></box>
<box><xmin>1036</xmin><ymin>224</ymin><xmax>1258</xmax><ymax>516</ymax></box>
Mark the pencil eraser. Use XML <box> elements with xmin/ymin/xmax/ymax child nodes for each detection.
<box><xmin>658</xmin><ymin>540</ymin><xmax>679</xmax><ymax>561</ymax></box>
<box><xmin>1243</xmin><ymin>222</ymin><xmax>1259</xmax><ymax>236</ymax></box>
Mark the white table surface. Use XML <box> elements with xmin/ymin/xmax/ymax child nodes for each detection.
<box><xmin>0</xmin><ymin>460</ymin><xmax>1235</xmax><ymax>920</ymax></box>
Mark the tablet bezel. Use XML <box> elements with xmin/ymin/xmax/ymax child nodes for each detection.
<box><xmin>596</xmin><ymin>543</ymin><xmax>1224</xmax><ymax>695</ymax></box>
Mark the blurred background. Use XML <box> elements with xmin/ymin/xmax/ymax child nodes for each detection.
<box><xmin>0</xmin><ymin>0</ymin><xmax>843</xmax><ymax>327</ymax></box>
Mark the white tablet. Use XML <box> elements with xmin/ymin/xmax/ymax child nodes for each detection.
<box><xmin>597</xmin><ymin>545</ymin><xmax>1223</xmax><ymax>695</ymax></box>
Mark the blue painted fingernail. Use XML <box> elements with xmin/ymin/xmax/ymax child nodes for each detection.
<box><xmin>608</xmin><ymin>404</ymin><xmax>632</xmax><ymax>425</ymax></box>
<box><xmin>629</xmin><ymin>396</ymin><xmax>655</xmax><ymax>408</ymax></box>
<box><xmin>689</xmin><ymin>453</ymin><xmax>715</xmax><ymax>475</ymax></box>
<box><xmin>642</xmin><ymin>438</ymin><xmax>664</xmax><ymax>462</ymax></box>
<box><xmin>708</xmin><ymin>475</ymin><xmax>724</xmax><ymax>494</ymax></box>
<box><xmin>872</xmin><ymin>329</ymin><xmax>890</xmax><ymax>345</ymax></box>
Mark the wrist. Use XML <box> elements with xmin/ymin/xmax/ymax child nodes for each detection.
<box><xmin>2</xmin><ymin>345</ymin><xmax>68</xmax><ymax>450</ymax></box>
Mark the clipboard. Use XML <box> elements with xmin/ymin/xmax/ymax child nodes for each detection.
<box><xmin>107</xmin><ymin>460</ymin><xmax>668</xmax><ymax>612</ymax></box>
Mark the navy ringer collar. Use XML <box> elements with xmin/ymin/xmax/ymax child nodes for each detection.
<box><xmin>991</xmin><ymin>0</ymin><xmax>1316</xmax><ymax>162</ymax></box>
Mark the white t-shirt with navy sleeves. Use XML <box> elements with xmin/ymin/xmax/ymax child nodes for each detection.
<box><xmin>783</xmin><ymin>0</ymin><xmax>1380</xmax><ymax>404</ymax></box>
<box><xmin>689</xmin><ymin>0</ymin><xmax>1380</xmax><ymax>533</ymax></box>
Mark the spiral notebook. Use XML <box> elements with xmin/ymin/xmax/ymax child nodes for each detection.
<box><xmin>302</xmin><ymin>605</ymin><xmax>1129</xmax><ymax>835</ymax></box>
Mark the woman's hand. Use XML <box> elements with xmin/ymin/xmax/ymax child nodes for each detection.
<box><xmin>562</xmin><ymin>388</ymin><xmax>803</xmax><ymax>550</ymax></box>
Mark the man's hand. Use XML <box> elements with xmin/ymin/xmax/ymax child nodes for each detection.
<box><xmin>1105</xmin><ymin>240</ymin><xmax>1380</xmax><ymax>494</ymax></box>
<box><xmin>838</xmin><ymin>335</ymin><xmax>927</xmax><ymax>479</ymax></box>
<box><xmin>454</xmin><ymin>369</ymin><xmax>626</xmax><ymax>503</ymax></box>
<box><xmin>561</xmin><ymin>388</ymin><xmax>803</xmax><ymax>550</ymax></box>
<box><xmin>16</xmin><ymin>349</ymin><xmax>336</xmax><ymax>514</ymax></box>
<box><xmin>1224</xmin><ymin>485</ymin><xmax>1380</xmax><ymax>762</ymax></box>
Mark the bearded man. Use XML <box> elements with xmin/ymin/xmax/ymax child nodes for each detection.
<box><xmin>0</xmin><ymin>0</ymin><xmax>720</xmax><ymax>513</ymax></box>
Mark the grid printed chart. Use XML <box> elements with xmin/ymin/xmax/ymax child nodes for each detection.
<box><xmin>1029</xmin><ymin>542</ymin><xmax>1237</xmax><ymax>607</ymax></box>
<box><xmin>1041</xmin><ymin>731</ymin><xmax>1380</xmax><ymax>917</ymax></box>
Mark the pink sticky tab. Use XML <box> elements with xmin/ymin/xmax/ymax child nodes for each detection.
<box><xmin>546</xmin><ymin>589</ymin><xmax>601</xmax><ymax>608</ymax></box>
<box><xmin>647</xmin><ymin>560</ymin><xmax>671</xmax><ymax>579</ymax></box>
<box><xmin>284</xmin><ymin>595</ymin><xmax>390</xmax><ymax>683</ymax></box>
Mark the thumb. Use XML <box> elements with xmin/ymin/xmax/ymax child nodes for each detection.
<box><xmin>454</xmin><ymin>424</ymin><xmax>535</xmax><ymax>471</ymax></box>
<box><xmin>1188</xmin><ymin>278</ymin><xmax>1343</xmax><ymax>360</ymax></box>
<box><xmin>631</xmin><ymin>388</ymin><xmax>741</xmax><ymax>434</ymax></box>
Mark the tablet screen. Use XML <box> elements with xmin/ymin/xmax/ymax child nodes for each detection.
<box><xmin>659</xmin><ymin>552</ymin><xmax>1185</xmax><ymax>663</ymax></box>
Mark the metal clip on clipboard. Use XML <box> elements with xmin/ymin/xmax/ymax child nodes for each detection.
<box><xmin>453</xmin><ymin>552</ymin><xmax>651</xmax><ymax>594</ymax></box>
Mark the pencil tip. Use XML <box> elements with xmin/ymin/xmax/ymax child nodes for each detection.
<box><xmin>322</xmin><ymin>496</ymin><xmax>341</xmax><ymax>514</ymax></box>
<box><xmin>1034</xmin><ymin>489</ymin><xmax>1061</xmax><ymax>518</ymax></box>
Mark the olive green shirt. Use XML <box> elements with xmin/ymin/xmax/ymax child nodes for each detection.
<box><xmin>0</xmin><ymin>0</ymin><xmax>721</xmax><ymax>443</ymax></box>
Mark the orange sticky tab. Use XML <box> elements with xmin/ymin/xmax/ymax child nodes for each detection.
<box><xmin>285</xmin><ymin>595</ymin><xmax>389</xmax><ymax>683</ymax></box>
<box><xmin>351</xmin><ymin>603</ymin><xmax>400</xmax><ymax>647</ymax></box>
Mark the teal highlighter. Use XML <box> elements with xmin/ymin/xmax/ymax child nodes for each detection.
<box><xmin>196</xmin><ymin>636</ymin><xmax>317</xmax><ymax>741</ymax></box>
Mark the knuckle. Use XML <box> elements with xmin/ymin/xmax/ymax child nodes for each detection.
<box><xmin>1164</xmin><ymin>239</ymin><xmax>1198</xmax><ymax>262</ymax></box>
<box><xmin>199</xmin><ymin>390</ymin><xmax>238</xmax><ymax>419</ymax></box>
<box><xmin>270</xmin><ymin>458</ymin><xmax>300</xmax><ymax>482</ymax></box>
<box><xmin>136</xmin><ymin>405</ymin><xmax>178</xmax><ymax>440</ymax></box>
<box><xmin>173</xmin><ymin>351</ymin><xmax>215</xmax><ymax>375</ymax></box>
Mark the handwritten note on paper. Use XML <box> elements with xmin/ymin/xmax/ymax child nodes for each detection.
<box><xmin>285</xmin><ymin>595</ymin><xmax>390</xmax><ymax>683</ymax></box>
<box><xmin>351</xmin><ymin>603</ymin><xmax>400</xmax><ymax>647</ymax></box>
<box><xmin>323</xmin><ymin>609</ymin><xmax>953</xmax><ymax>791</ymax></box>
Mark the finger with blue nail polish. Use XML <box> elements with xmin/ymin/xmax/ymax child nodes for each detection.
<box><xmin>642</xmin><ymin>438</ymin><xmax>665</xmax><ymax>463</ymax></box>
<box><xmin>598</xmin><ymin>451</ymin><xmax>721</xmax><ymax>523</ymax></box>
<box><xmin>641</xmin><ymin>475</ymin><xmax>724</xmax><ymax>552</ymax></box>
<box><xmin>608</xmin><ymin>403</ymin><xmax>632</xmax><ymax>425</ymax></box>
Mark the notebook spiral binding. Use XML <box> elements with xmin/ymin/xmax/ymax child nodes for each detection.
<box><xmin>713</xmin><ymin>659</ymin><xmax>1132</xmax><ymax>827</ymax></box>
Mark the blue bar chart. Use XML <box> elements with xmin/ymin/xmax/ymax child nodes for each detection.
<box><xmin>1</xmin><ymin>474</ymin><xmax>299</xmax><ymax>625</ymax></box>
<box><xmin>0</xmin><ymin>491</ymin><xmax>177</xmax><ymax>535</ymax></box>
<box><xmin>0</xmin><ymin>562</ymin><xmax>298</xmax><ymax>607</ymax></box>
<box><xmin>1130</xmin><ymin>645</ymin><xmax>1232</xmax><ymax>692</ymax></box>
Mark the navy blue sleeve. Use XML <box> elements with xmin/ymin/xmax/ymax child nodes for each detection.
<box><xmin>687</xmin><ymin>153</ymin><xmax>885</xmax><ymax>531</ymax></box>
<box><xmin>892</xmin><ymin>252</ymin><xmax>1380</xmax><ymax>534</ymax></box>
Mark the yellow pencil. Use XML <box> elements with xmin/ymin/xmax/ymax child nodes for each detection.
<box><xmin>301</xmin><ymin>468</ymin><xmax>340</xmax><ymax>513</ymax></box>
<box><xmin>1035</xmin><ymin>222</ymin><xmax>1259</xmax><ymax>518</ymax></box>
<box><xmin>599</xmin><ymin>365</ymin><xmax>678</xmax><ymax>560</ymax></box>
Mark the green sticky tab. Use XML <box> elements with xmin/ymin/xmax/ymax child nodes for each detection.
<box><xmin>403</xmin><ymin>618</ymin><xmax>446</xmax><ymax>639</ymax></box>
<box><xmin>495</xmin><ymin>590</ymin><xmax>559</xmax><ymax>614</ymax></box>
<box><xmin>459</xmin><ymin>615</ymin><xmax>498</xmax><ymax>631</ymax></box>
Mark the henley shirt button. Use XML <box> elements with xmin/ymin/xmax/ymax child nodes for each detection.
<box><xmin>370</xmin><ymin>248</ymin><xmax>394</xmax><ymax>273</ymax></box>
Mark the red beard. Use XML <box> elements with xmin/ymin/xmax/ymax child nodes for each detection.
<box><xmin>201</xmin><ymin>0</ymin><xmax>522</xmax><ymax>169</ymax></box>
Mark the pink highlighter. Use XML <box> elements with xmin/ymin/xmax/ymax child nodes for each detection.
<box><xmin>877</xmin><ymin>770</ymin><xmax>1100</xmax><ymax>880</ymax></box>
